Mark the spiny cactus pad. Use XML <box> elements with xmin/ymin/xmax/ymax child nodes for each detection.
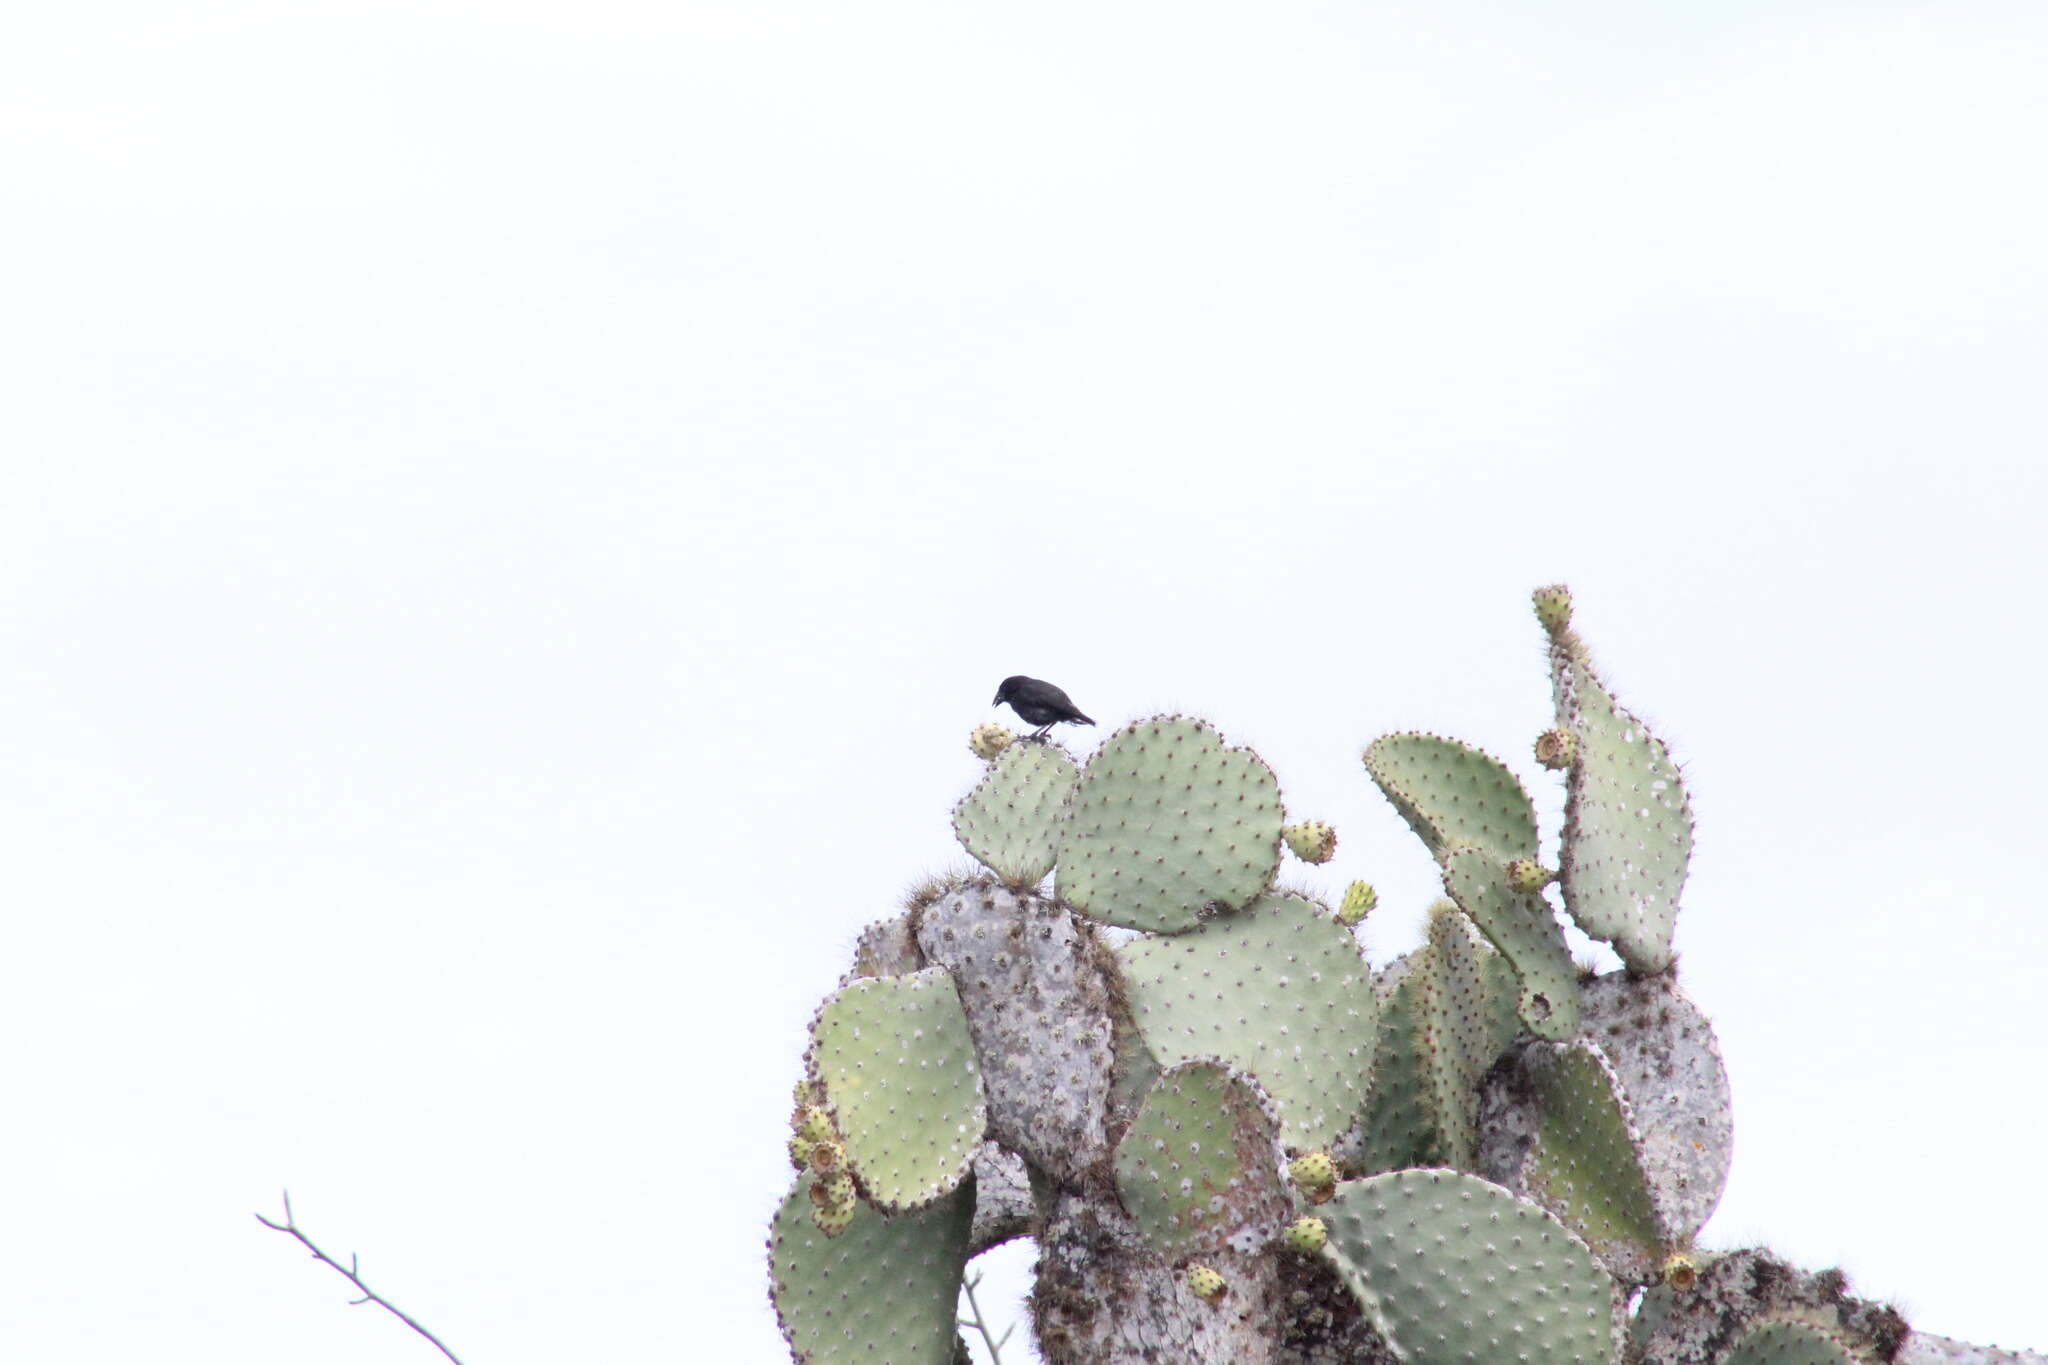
<box><xmin>1116</xmin><ymin>893</ymin><xmax>1377</xmax><ymax>1150</ymax></box>
<box><xmin>1321</xmin><ymin>1168</ymin><xmax>1617</xmax><ymax>1365</ymax></box>
<box><xmin>1478</xmin><ymin>1039</ymin><xmax>1663</xmax><ymax>1285</ymax></box>
<box><xmin>1056</xmin><ymin>716</ymin><xmax>1284</xmax><ymax>933</ymax></box>
<box><xmin>768</xmin><ymin>1175</ymin><xmax>973</xmax><ymax>1365</ymax></box>
<box><xmin>1549</xmin><ymin>631</ymin><xmax>1693</xmax><ymax>974</ymax></box>
<box><xmin>1112</xmin><ymin>1061</ymin><xmax>1290</xmax><ymax>1258</ymax></box>
<box><xmin>807</xmin><ymin>968</ymin><xmax>987</xmax><ymax>1211</ymax></box>
<box><xmin>951</xmin><ymin>741</ymin><xmax>1080</xmax><ymax>885</ymax></box>
<box><xmin>1421</xmin><ymin>902</ymin><xmax>1526</xmax><ymax>1169</ymax></box>
<box><xmin>1443</xmin><ymin>844</ymin><xmax>1581</xmax><ymax>1039</ymax></box>
<box><xmin>1363</xmin><ymin>732</ymin><xmax>1539</xmax><ymax>869</ymax></box>
<box><xmin>1717</xmin><ymin>1319</ymin><xmax>1863</xmax><ymax>1365</ymax></box>
<box><xmin>1356</xmin><ymin>948</ymin><xmax>1444</xmax><ymax>1172</ymax></box>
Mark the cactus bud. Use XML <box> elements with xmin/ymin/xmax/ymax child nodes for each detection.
<box><xmin>1533</xmin><ymin>727</ymin><xmax>1577</xmax><ymax>770</ymax></box>
<box><xmin>1532</xmin><ymin>583</ymin><xmax>1572</xmax><ymax>634</ymax></box>
<box><xmin>1337</xmin><ymin>880</ymin><xmax>1377</xmax><ymax>926</ymax></box>
<box><xmin>1505</xmin><ymin>859</ymin><xmax>1552</xmax><ymax>894</ymax></box>
<box><xmin>1288</xmin><ymin>1150</ymin><xmax>1337</xmax><ymax>1201</ymax></box>
<box><xmin>795</xmin><ymin>1104</ymin><xmax>836</xmax><ymax>1146</ymax></box>
<box><xmin>1282</xmin><ymin>821</ymin><xmax>1338</xmax><ymax>864</ymax></box>
<box><xmin>810</xmin><ymin>1192</ymin><xmax>857</xmax><ymax>1238</ymax></box>
<box><xmin>968</xmin><ymin>723</ymin><xmax>1015</xmax><ymax>761</ymax></box>
<box><xmin>1283</xmin><ymin>1216</ymin><xmax>1328</xmax><ymax>1254</ymax></box>
<box><xmin>787</xmin><ymin>1133</ymin><xmax>814</xmax><ymax>1171</ymax></box>
<box><xmin>1185</xmin><ymin>1265</ymin><xmax>1227</xmax><ymax>1302</ymax></box>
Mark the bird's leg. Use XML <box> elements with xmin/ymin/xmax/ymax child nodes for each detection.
<box><xmin>1029</xmin><ymin>725</ymin><xmax>1052</xmax><ymax>743</ymax></box>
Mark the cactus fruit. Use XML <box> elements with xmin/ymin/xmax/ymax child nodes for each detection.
<box><xmin>1185</xmin><ymin>1265</ymin><xmax>1227</xmax><ymax>1302</ymax></box>
<box><xmin>794</xmin><ymin>1105</ymin><xmax>835</xmax><ymax>1146</ymax></box>
<box><xmin>1532</xmin><ymin>582</ymin><xmax>1573</xmax><ymax>634</ymax></box>
<box><xmin>1282</xmin><ymin>1216</ymin><xmax>1328</xmax><ymax>1254</ymax></box>
<box><xmin>1662</xmin><ymin>1250</ymin><xmax>1699</xmax><ymax>1290</ymax></box>
<box><xmin>1534</xmin><ymin>726</ymin><xmax>1577</xmax><ymax>770</ymax></box>
<box><xmin>1056</xmin><ymin>716</ymin><xmax>1284</xmax><ymax>933</ymax></box>
<box><xmin>1506</xmin><ymin>858</ymin><xmax>1552</xmax><ymax>894</ymax></box>
<box><xmin>1289</xmin><ymin>1150</ymin><xmax>1338</xmax><ymax>1194</ymax></box>
<box><xmin>806</xmin><ymin>1139</ymin><xmax>845</xmax><ymax>1173</ymax></box>
<box><xmin>1281</xmin><ymin>820</ymin><xmax>1338</xmax><ymax>864</ymax></box>
<box><xmin>967</xmin><ymin>722</ymin><xmax>1014</xmax><ymax>761</ymax></box>
<box><xmin>1337</xmin><ymin>879</ymin><xmax>1377</xmax><ymax>925</ymax></box>
<box><xmin>787</xmin><ymin>1133</ymin><xmax>813</xmax><ymax>1171</ymax></box>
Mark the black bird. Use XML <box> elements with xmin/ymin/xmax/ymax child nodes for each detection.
<box><xmin>993</xmin><ymin>676</ymin><xmax>1095</xmax><ymax>740</ymax></box>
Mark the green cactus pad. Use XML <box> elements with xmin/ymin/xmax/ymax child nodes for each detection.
<box><xmin>1337</xmin><ymin>879</ymin><xmax>1377</xmax><ymax>926</ymax></box>
<box><xmin>767</xmin><ymin>1174</ymin><xmax>973</xmax><ymax>1365</ymax></box>
<box><xmin>1056</xmin><ymin>716</ymin><xmax>1284</xmax><ymax>933</ymax></box>
<box><xmin>1113</xmin><ymin>1061</ymin><xmax>1290</xmax><ymax>1258</ymax></box>
<box><xmin>1356</xmin><ymin>948</ymin><xmax>1443</xmax><ymax>1172</ymax></box>
<box><xmin>1116</xmin><ymin>893</ymin><xmax>1377</xmax><ymax>1150</ymax></box>
<box><xmin>1423</xmin><ymin>902</ymin><xmax>1527</xmax><ymax>1169</ymax></box>
<box><xmin>1321</xmin><ymin>1169</ymin><xmax>1617</xmax><ymax>1365</ymax></box>
<box><xmin>1443</xmin><ymin>844</ymin><xmax>1580</xmax><ymax>1040</ymax></box>
<box><xmin>1717</xmin><ymin>1320</ymin><xmax>1862</xmax><ymax>1365</ymax></box>
<box><xmin>1364</xmin><ymin>733</ymin><xmax>1539</xmax><ymax>869</ymax></box>
<box><xmin>951</xmin><ymin>741</ymin><xmax>1080</xmax><ymax>886</ymax></box>
<box><xmin>807</xmin><ymin>968</ymin><xmax>987</xmax><ymax>1211</ymax></box>
<box><xmin>1479</xmin><ymin>1040</ymin><xmax>1663</xmax><ymax>1285</ymax></box>
<box><xmin>1549</xmin><ymin>634</ymin><xmax>1693</xmax><ymax>974</ymax></box>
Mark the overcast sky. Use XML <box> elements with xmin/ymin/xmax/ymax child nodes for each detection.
<box><xmin>4</xmin><ymin>2</ymin><xmax>2045</xmax><ymax>1361</ymax></box>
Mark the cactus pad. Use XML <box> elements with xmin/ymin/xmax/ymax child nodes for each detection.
<box><xmin>1364</xmin><ymin>732</ymin><xmax>1539</xmax><ymax>869</ymax></box>
<box><xmin>768</xmin><ymin>1175</ymin><xmax>973</xmax><ymax>1364</ymax></box>
<box><xmin>1717</xmin><ymin>1320</ymin><xmax>1863</xmax><ymax>1365</ymax></box>
<box><xmin>1113</xmin><ymin>1061</ymin><xmax>1290</xmax><ymax>1258</ymax></box>
<box><xmin>1337</xmin><ymin>879</ymin><xmax>1377</xmax><ymax>926</ymax></box>
<box><xmin>1421</xmin><ymin>901</ymin><xmax>1526</xmax><ymax>1168</ymax></box>
<box><xmin>1443</xmin><ymin>844</ymin><xmax>1580</xmax><ymax>1039</ymax></box>
<box><xmin>1320</xmin><ymin>1168</ymin><xmax>1617</xmax><ymax>1365</ymax></box>
<box><xmin>951</xmin><ymin>741</ymin><xmax>1080</xmax><ymax>886</ymax></box>
<box><xmin>1478</xmin><ymin>1039</ymin><xmax>1663</xmax><ymax>1285</ymax></box>
<box><xmin>1549</xmin><ymin>633</ymin><xmax>1693</xmax><ymax>974</ymax></box>
<box><xmin>1116</xmin><ymin>893</ymin><xmax>1377</xmax><ymax>1149</ymax></box>
<box><xmin>1056</xmin><ymin>716</ymin><xmax>1284</xmax><ymax>933</ymax></box>
<box><xmin>807</xmin><ymin>968</ymin><xmax>987</xmax><ymax>1211</ymax></box>
<box><xmin>1355</xmin><ymin>948</ymin><xmax>1443</xmax><ymax>1172</ymax></box>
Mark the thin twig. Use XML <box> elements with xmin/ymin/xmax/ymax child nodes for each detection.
<box><xmin>254</xmin><ymin>1191</ymin><xmax>464</xmax><ymax>1365</ymax></box>
<box><xmin>957</xmin><ymin>1269</ymin><xmax>1014</xmax><ymax>1365</ymax></box>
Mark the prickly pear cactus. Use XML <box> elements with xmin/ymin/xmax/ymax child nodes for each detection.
<box><xmin>764</xmin><ymin>586</ymin><xmax>2024</xmax><ymax>1365</ymax></box>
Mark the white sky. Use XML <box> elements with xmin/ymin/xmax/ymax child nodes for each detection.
<box><xmin>4</xmin><ymin>2</ymin><xmax>2044</xmax><ymax>1361</ymax></box>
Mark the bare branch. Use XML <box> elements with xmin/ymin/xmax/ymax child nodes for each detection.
<box><xmin>254</xmin><ymin>1191</ymin><xmax>464</xmax><ymax>1365</ymax></box>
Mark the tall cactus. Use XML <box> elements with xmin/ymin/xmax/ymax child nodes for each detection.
<box><xmin>764</xmin><ymin>588</ymin><xmax>2040</xmax><ymax>1365</ymax></box>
